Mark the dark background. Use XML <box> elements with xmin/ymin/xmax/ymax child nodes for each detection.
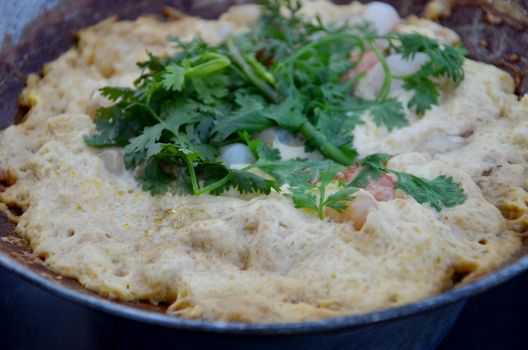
<box><xmin>1</xmin><ymin>266</ymin><xmax>527</xmax><ymax>350</ymax></box>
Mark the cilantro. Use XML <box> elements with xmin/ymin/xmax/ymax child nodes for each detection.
<box><xmin>390</xmin><ymin>33</ymin><xmax>466</xmax><ymax>114</ymax></box>
<box><xmin>137</xmin><ymin>156</ymin><xmax>177</xmax><ymax>195</ymax></box>
<box><xmin>244</xmin><ymin>154</ymin><xmax>357</xmax><ymax>219</ymax></box>
<box><xmin>99</xmin><ymin>87</ymin><xmax>135</xmax><ymax>102</ymax></box>
<box><xmin>211</xmin><ymin>92</ymin><xmax>272</xmax><ymax>141</ymax></box>
<box><xmin>84</xmin><ymin>0</ymin><xmax>468</xmax><ymax>218</ymax></box>
<box><xmin>281</xmin><ymin>161</ymin><xmax>356</xmax><ymax>219</ymax></box>
<box><xmin>393</xmin><ymin>33</ymin><xmax>466</xmax><ymax>82</ymax></box>
<box><xmin>162</xmin><ymin>64</ymin><xmax>186</xmax><ymax>91</ymax></box>
<box><xmin>323</xmin><ymin>187</ymin><xmax>359</xmax><ymax>212</ymax></box>
<box><xmin>123</xmin><ymin>124</ymin><xmax>164</xmax><ymax>169</ymax></box>
<box><xmin>229</xmin><ymin>169</ymin><xmax>278</xmax><ymax>194</ymax></box>
<box><xmin>367</xmin><ymin>98</ymin><xmax>408</xmax><ymax>131</ymax></box>
<box><xmin>84</xmin><ymin>105</ymin><xmax>152</xmax><ymax>147</ymax></box>
<box><xmin>394</xmin><ymin>173</ymin><xmax>467</xmax><ymax>211</ymax></box>
<box><xmin>351</xmin><ymin>153</ymin><xmax>467</xmax><ymax>211</ymax></box>
<box><xmin>198</xmin><ymin>163</ymin><xmax>278</xmax><ymax>195</ymax></box>
<box><xmin>240</xmin><ymin>131</ymin><xmax>281</xmax><ymax>162</ymax></box>
<box><xmin>264</xmin><ymin>91</ymin><xmax>307</xmax><ymax>131</ymax></box>
<box><xmin>348</xmin><ymin>153</ymin><xmax>389</xmax><ymax>187</ymax></box>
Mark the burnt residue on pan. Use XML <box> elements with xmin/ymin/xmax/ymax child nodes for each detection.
<box><xmin>0</xmin><ymin>0</ymin><xmax>527</xmax><ymax>319</ymax></box>
<box><xmin>439</xmin><ymin>1</ymin><xmax>528</xmax><ymax>95</ymax></box>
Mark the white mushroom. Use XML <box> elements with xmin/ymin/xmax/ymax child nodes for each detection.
<box><xmin>255</xmin><ymin>127</ymin><xmax>278</xmax><ymax>147</ymax></box>
<box><xmin>255</xmin><ymin>127</ymin><xmax>321</xmax><ymax>161</ymax></box>
<box><xmin>99</xmin><ymin>148</ymin><xmax>125</xmax><ymax>175</ymax></box>
<box><xmin>362</xmin><ymin>2</ymin><xmax>401</xmax><ymax>35</ymax></box>
<box><xmin>276</xmin><ymin>129</ymin><xmax>304</xmax><ymax>146</ymax></box>
<box><xmin>220</xmin><ymin>143</ymin><xmax>255</xmax><ymax>167</ymax></box>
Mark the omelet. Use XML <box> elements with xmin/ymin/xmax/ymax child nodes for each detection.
<box><xmin>0</xmin><ymin>1</ymin><xmax>526</xmax><ymax>323</ymax></box>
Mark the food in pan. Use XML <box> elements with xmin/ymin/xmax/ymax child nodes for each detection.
<box><xmin>0</xmin><ymin>0</ymin><xmax>527</xmax><ymax>323</ymax></box>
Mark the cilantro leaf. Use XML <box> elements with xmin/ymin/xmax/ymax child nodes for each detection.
<box><xmin>84</xmin><ymin>105</ymin><xmax>152</xmax><ymax>147</ymax></box>
<box><xmin>159</xmin><ymin>98</ymin><xmax>210</xmax><ymax>134</ymax></box>
<box><xmin>161</xmin><ymin>64</ymin><xmax>186</xmax><ymax>91</ymax></box>
<box><xmin>349</xmin><ymin>153</ymin><xmax>389</xmax><ymax>187</ymax></box>
<box><xmin>323</xmin><ymin>186</ymin><xmax>358</xmax><ymax>212</ymax></box>
<box><xmin>352</xmin><ymin>153</ymin><xmax>466</xmax><ymax>211</ymax></box>
<box><xmin>199</xmin><ymin>163</ymin><xmax>277</xmax><ymax>195</ymax></box>
<box><xmin>403</xmin><ymin>73</ymin><xmax>439</xmax><ymax>115</ymax></box>
<box><xmin>170</xmin><ymin>135</ymin><xmax>218</xmax><ymax>162</ymax></box>
<box><xmin>368</xmin><ymin>98</ymin><xmax>408</xmax><ymax>131</ymax></box>
<box><xmin>254</xmin><ymin>159</ymin><xmax>340</xmax><ymax>186</ymax></box>
<box><xmin>230</xmin><ymin>169</ymin><xmax>277</xmax><ymax>194</ymax></box>
<box><xmin>240</xmin><ymin>131</ymin><xmax>281</xmax><ymax>162</ymax></box>
<box><xmin>265</xmin><ymin>91</ymin><xmax>307</xmax><ymax>131</ymax></box>
<box><xmin>255</xmin><ymin>158</ymin><xmax>348</xmax><ymax>218</ymax></box>
<box><xmin>286</xmin><ymin>185</ymin><xmax>319</xmax><ymax>212</ymax></box>
<box><xmin>137</xmin><ymin>156</ymin><xmax>177</xmax><ymax>195</ymax></box>
<box><xmin>123</xmin><ymin>124</ymin><xmax>165</xmax><ymax>169</ymax></box>
<box><xmin>212</xmin><ymin>92</ymin><xmax>272</xmax><ymax>141</ymax></box>
<box><xmin>391</xmin><ymin>33</ymin><xmax>466</xmax><ymax>115</ymax></box>
<box><xmin>191</xmin><ymin>75</ymin><xmax>230</xmax><ymax>105</ymax></box>
<box><xmin>394</xmin><ymin>173</ymin><xmax>466</xmax><ymax>211</ymax></box>
<box><xmin>314</xmin><ymin>108</ymin><xmax>361</xmax><ymax>148</ymax></box>
<box><xmin>394</xmin><ymin>33</ymin><xmax>466</xmax><ymax>83</ymax></box>
<box><xmin>100</xmin><ymin>87</ymin><xmax>135</xmax><ymax>102</ymax></box>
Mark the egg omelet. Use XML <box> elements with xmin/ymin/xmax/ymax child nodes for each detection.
<box><xmin>0</xmin><ymin>1</ymin><xmax>527</xmax><ymax>323</ymax></box>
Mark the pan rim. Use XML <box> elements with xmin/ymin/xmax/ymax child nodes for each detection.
<box><xmin>1</xmin><ymin>248</ymin><xmax>527</xmax><ymax>334</ymax></box>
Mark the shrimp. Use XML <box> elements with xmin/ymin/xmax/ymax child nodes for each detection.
<box><xmin>342</xmin><ymin>50</ymin><xmax>380</xmax><ymax>81</ymax></box>
<box><xmin>327</xmin><ymin>165</ymin><xmax>396</xmax><ymax>229</ymax></box>
<box><xmin>326</xmin><ymin>191</ymin><xmax>377</xmax><ymax>230</ymax></box>
<box><xmin>337</xmin><ymin>165</ymin><xmax>396</xmax><ymax>201</ymax></box>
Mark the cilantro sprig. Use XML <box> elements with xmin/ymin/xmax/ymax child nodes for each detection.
<box><xmin>350</xmin><ymin>153</ymin><xmax>467</xmax><ymax>211</ymax></box>
<box><xmin>84</xmin><ymin>0</ymin><xmax>467</xmax><ymax>218</ymax></box>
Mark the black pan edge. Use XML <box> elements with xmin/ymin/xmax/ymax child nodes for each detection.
<box><xmin>1</xmin><ymin>249</ymin><xmax>527</xmax><ymax>335</ymax></box>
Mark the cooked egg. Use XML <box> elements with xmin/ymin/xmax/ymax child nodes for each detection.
<box><xmin>0</xmin><ymin>0</ymin><xmax>525</xmax><ymax>323</ymax></box>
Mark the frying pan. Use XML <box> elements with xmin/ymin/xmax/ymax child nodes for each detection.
<box><xmin>1</xmin><ymin>1</ymin><xmax>527</xmax><ymax>349</ymax></box>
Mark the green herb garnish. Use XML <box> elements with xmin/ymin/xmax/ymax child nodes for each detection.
<box><xmin>85</xmin><ymin>0</ymin><xmax>467</xmax><ymax>218</ymax></box>
<box><xmin>350</xmin><ymin>153</ymin><xmax>467</xmax><ymax>211</ymax></box>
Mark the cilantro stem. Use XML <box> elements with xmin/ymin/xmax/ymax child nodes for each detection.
<box><xmin>369</xmin><ymin>39</ymin><xmax>392</xmax><ymax>100</ymax></box>
<box><xmin>279</xmin><ymin>33</ymin><xmax>360</xmax><ymax>68</ymax></box>
<box><xmin>185</xmin><ymin>53</ymin><xmax>231</xmax><ymax>77</ymax></box>
<box><xmin>225</xmin><ymin>39</ymin><xmax>279</xmax><ymax>103</ymax></box>
<box><xmin>318</xmin><ymin>185</ymin><xmax>325</xmax><ymax>219</ymax></box>
<box><xmin>182</xmin><ymin>157</ymin><xmax>234</xmax><ymax>196</ymax></box>
<box><xmin>183</xmin><ymin>157</ymin><xmax>200</xmax><ymax>195</ymax></box>
<box><xmin>196</xmin><ymin>173</ymin><xmax>233</xmax><ymax>195</ymax></box>
<box><xmin>124</xmin><ymin>103</ymin><xmax>163</xmax><ymax>124</ymax></box>
<box><xmin>299</xmin><ymin>121</ymin><xmax>355</xmax><ymax>166</ymax></box>
<box><xmin>244</xmin><ymin>53</ymin><xmax>275</xmax><ymax>85</ymax></box>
